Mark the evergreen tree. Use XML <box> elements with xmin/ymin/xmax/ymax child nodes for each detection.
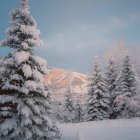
<box><xmin>74</xmin><ymin>95</ymin><xmax>84</xmax><ymax>123</ymax></box>
<box><xmin>63</xmin><ymin>86</ymin><xmax>75</xmax><ymax>123</ymax></box>
<box><xmin>0</xmin><ymin>0</ymin><xmax>61</xmax><ymax>139</ymax></box>
<box><xmin>128</xmin><ymin>94</ymin><xmax>140</xmax><ymax>117</ymax></box>
<box><xmin>86</xmin><ymin>58</ymin><xmax>110</xmax><ymax>121</ymax></box>
<box><xmin>50</xmin><ymin>100</ymin><xmax>64</xmax><ymax>123</ymax></box>
<box><xmin>55</xmin><ymin>102</ymin><xmax>63</xmax><ymax>122</ymax></box>
<box><xmin>113</xmin><ymin>55</ymin><xmax>138</xmax><ymax>118</ymax></box>
<box><xmin>0</xmin><ymin>57</ymin><xmax>9</xmax><ymax>123</ymax></box>
<box><xmin>105</xmin><ymin>57</ymin><xmax>118</xmax><ymax>118</ymax></box>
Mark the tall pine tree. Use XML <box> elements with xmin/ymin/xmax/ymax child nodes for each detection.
<box><xmin>63</xmin><ymin>86</ymin><xmax>75</xmax><ymax>123</ymax></box>
<box><xmin>0</xmin><ymin>0</ymin><xmax>61</xmax><ymax>139</ymax></box>
<box><xmin>86</xmin><ymin>58</ymin><xmax>110</xmax><ymax>121</ymax></box>
<box><xmin>105</xmin><ymin>57</ymin><xmax>118</xmax><ymax>119</ymax></box>
<box><xmin>113</xmin><ymin>55</ymin><xmax>138</xmax><ymax>118</ymax></box>
<box><xmin>74</xmin><ymin>95</ymin><xmax>84</xmax><ymax>123</ymax></box>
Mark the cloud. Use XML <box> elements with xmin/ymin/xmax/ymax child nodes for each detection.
<box><xmin>129</xmin><ymin>14</ymin><xmax>140</xmax><ymax>23</ymax></box>
<box><xmin>42</xmin><ymin>22</ymin><xmax>110</xmax><ymax>53</ymax></box>
<box><xmin>35</xmin><ymin>14</ymin><xmax>139</xmax><ymax>72</ymax></box>
<box><xmin>109</xmin><ymin>17</ymin><xmax>128</xmax><ymax>28</ymax></box>
<box><xmin>35</xmin><ymin>22</ymin><xmax>111</xmax><ymax>72</ymax></box>
<box><xmin>41</xmin><ymin>16</ymin><xmax>130</xmax><ymax>54</ymax></box>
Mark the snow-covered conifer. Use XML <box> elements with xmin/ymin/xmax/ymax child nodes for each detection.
<box><xmin>86</xmin><ymin>57</ymin><xmax>110</xmax><ymax>121</ymax></box>
<box><xmin>63</xmin><ymin>86</ymin><xmax>75</xmax><ymax>123</ymax></box>
<box><xmin>113</xmin><ymin>55</ymin><xmax>138</xmax><ymax>118</ymax></box>
<box><xmin>128</xmin><ymin>94</ymin><xmax>140</xmax><ymax>117</ymax></box>
<box><xmin>55</xmin><ymin>102</ymin><xmax>64</xmax><ymax>122</ymax></box>
<box><xmin>0</xmin><ymin>0</ymin><xmax>61</xmax><ymax>139</ymax></box>
<box><xmin>0</xmin><ymin>57</ymin><xmax>9</xmax><ymax>123</ymax></box>
<box><xmin>74</xmin><ymin>95</ymin><xmax>84</xmax><ymax>123</ymax></box>
<box><xmin>105</xmin><ymin>57</ymin><xmax>118</xmax><ymax>118</ymax></box>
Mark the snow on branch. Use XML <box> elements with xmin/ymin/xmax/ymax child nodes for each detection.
<box><xmin>32</xmin><ymin>55</ymin><xmax>46</xmax><ymax>66</ymax></box>
<box><xmin>25</xmin><ymin>80</ymin><xmax>37</xmax><ymax>91</ymax></box>
<box><xmin>22</xmin><ymin>64</ymin><xmax>32</xmax><ymax>78</ymax></box>
<box><xmin>14</xmin><ymin>51</ymin><xmax>30</xmax><ymax>64</ymax></box>
<box><xmin>20</xmin><ymin>25</ymin><xmax>40</xmax><ymax>39</ymax></box>
<box><xmin>33</xmin><ymin>69</ymin><xmax>43</xmax><ymax>82</ymax></box>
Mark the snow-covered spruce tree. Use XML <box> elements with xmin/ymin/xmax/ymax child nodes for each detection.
<box><xmin>74</xmin><ymin>95</ymin><xmax>84</xmax><ymax>123</ymax></box>
<box><xmin>105</xmin><ymin>57</ymin><xmax>118</xmax><ymax>119</ymax></box>
<box><xmin>63</xmin><ymin>86</ymin><xmax>75</xmax><ymax>123</ymax></box>
<box><xmin>55</xmin><ymin>102</ymin><xmax>64</xmax><ymax>122</ymax></box>
<box><xmin>0</xmin><ymin>57</ymin><xmax>9</xmax><ymax>123</ymax></box>
<box><xmin>0</xmin><ymin>0</ymin><xmax>61</xmax><ymax>139</ymax></box>
<box><xmin>86</xmin><ymin>58</ymin><xmax>110</xmax><ymax>121</ymax></box>
<box><xmin>113</xmin><ymin>55</ymin><xmax>138</xmax><ymax>118</ymax></box>
<box><xmin>128</xmin><ymin>93</ymin><xmax>140</xmax><ymax>117</ymax></box>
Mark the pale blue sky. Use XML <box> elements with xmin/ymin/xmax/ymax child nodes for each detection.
<box><xmin>0</xmin><ymin>0</ymin><xmax>140</xmax><ymax>73</ymax></box>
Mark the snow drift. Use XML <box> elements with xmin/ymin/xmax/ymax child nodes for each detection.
<box><xmin>59</xmin><ymin>118</ymin><xmax>140</xmax><ymax>140</ymax></box>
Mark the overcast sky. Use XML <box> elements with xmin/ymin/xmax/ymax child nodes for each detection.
<box><xmin>0</xmin><ymin>0</ymin><xmax>140</xmax><ymax>73</ymax></box>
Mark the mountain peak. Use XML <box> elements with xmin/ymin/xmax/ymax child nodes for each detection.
<box><xmin>44</xmin><ymin>68</ymin><xmax>87</xmax><ymax>102</ymax></box>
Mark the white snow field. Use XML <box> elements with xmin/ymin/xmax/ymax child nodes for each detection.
<box><xmin>59</xmin><ymin>118</ymin><xmax>140</xmax><ymax>140</ymax></box>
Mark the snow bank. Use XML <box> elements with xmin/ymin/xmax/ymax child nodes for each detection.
<box><xmin>59</xmin><ymin>118</ymin><xmax>140</xmax><ymax>140</ymax></box>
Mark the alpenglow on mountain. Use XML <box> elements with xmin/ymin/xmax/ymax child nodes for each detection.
<box><xmin>44</xmin><ymin>68</ymin><xmax>87</xmax><ymax>102</ymax></box>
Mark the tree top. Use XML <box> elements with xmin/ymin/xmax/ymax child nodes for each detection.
<box><xmin>20</xmin><ymin>0</ymin><xmax>29</xmax><ymax>8</ymax></box>
<box><xmin>21</xmin><ymin>0</ymin><xmax>28</xmax><ymax>3</ymax></box>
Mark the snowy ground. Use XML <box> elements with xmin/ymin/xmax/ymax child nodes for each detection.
<box><xmin>59</xmin><ymin>118</ymin><xmax>140</xmax><ymax>140</ymax></box>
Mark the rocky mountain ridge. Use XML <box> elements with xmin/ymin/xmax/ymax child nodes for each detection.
<box><xmin>44</xmin><ymin>68</ymin><xmax>87</xmax><ymax>102</ymax></box>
